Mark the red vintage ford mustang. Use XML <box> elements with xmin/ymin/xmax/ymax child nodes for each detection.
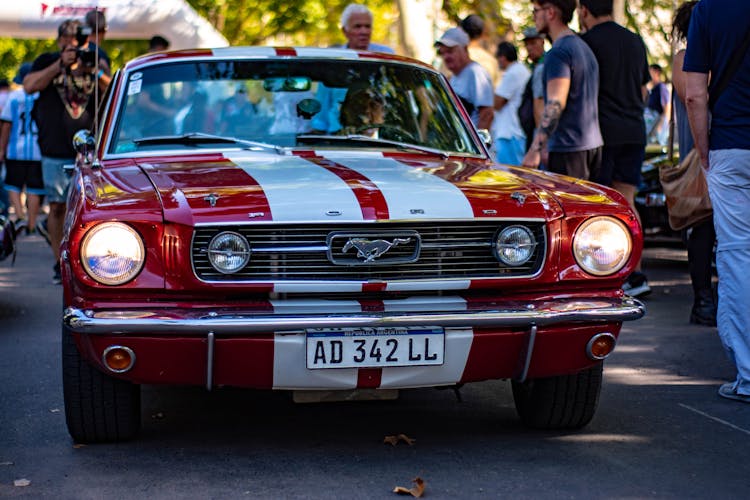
<box><xmin>62</xmin><ymin>47</ymin><xmax>644</xmax><ymax>442</ymax></box>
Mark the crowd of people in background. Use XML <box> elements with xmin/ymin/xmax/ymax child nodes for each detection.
<box><xmin>0</xmin><ymin>0</ymin><xmax>747</xmax><ymax>403</ymax></box>
<box><xmin>0</xmin><ymin>8</ymin><xmax>170</xmax><ymax>282</ymax></box>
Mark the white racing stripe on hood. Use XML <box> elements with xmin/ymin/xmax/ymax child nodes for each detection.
<box><xmin>323</xmin><ymin>154</ymin><xmax>473</xmax><ymax>219</ymax></box>
<box><xmin>225</xmin><ymin>152</ymin><xmax>363</xmax><ymax>221</ymax></box>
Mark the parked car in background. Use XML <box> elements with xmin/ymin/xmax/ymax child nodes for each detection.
<box><xmin>635</xmin><ymin>154</ymin><xmax>674</xmax><ymax>240</ymax></box>
<box><xmin>62</xmin><ymin>47</ymin><xmax>645</xmax><ymax>442</ymax></box>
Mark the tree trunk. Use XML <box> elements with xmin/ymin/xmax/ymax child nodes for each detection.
<box><xmin>613</xmin><ymin>0</ymin><xmax>626</xmax><ymax>25</ymax></box>
<box><xmin>396</xmin><ymin>0</ymin><xmax>441</xmax><ymax>63</ymax></box>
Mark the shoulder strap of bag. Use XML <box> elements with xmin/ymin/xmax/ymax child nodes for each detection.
<box><xmin>709</xmin><ymin>27</ymin><xmax>750</xmax><ymax>109</ymax></box>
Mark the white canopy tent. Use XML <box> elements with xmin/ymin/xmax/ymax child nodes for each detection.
<box><xmin>0</xmin><ymin>0</ymin><xmax>229</xmax><ymax>50</ymax></box>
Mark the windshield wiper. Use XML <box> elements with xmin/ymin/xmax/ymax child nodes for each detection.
<box><xmin>296</xmin><ymin>134</ymin><xmax>449</xmax><ymax>159</ymax></box>
<box><xmin>133</xmin><ymin>133</ymin><xmax>283</xmax><ymax>154</ymax></box>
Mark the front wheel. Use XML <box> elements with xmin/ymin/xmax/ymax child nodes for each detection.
<box><xmin>62</xmin><ymin>326</ymin><xmax>141</xmax><ymax>443</ymax></box>
<box><xmin>511</xmin><ymin>364</ymin><xmax>603</xmax><ymax>429</ymax></box>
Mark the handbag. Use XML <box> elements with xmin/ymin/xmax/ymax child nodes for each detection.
<box><xmin>659</xmin><ymin>148</ymin><xmax>712</xmax><ymax>231</ymax></box>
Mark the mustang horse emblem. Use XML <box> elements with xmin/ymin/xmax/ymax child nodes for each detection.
<box><xmin>342</xmin><ymin>237</ymin><xmax>412</xmax><ymax>262</ymax></box>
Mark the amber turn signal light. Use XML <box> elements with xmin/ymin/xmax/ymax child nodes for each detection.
<box><xmin>102</xmin><ymin>345</ymin><xmax>136</xmax><ymax>373</ymax></box>
<box><xmin>586</xmin><ymin>333</ymin><xmax>616</xmax><ymax>360</ymax></box>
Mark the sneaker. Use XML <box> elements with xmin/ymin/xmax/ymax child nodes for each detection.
<box><xmin>52</xmin><ymin>262</ymin><xmax>62</xmax><ymax>285</ymax></box>
<box><xmin>622</xmin><ymin>271</ymin><xmax>652</xmax><ymax>298</ymax></box>
<box><xmin>36</xmin><ymin>218</ymin><xmax>51</xmax><ymax>247</ymax></box>
<box><xmin>718</xmin><ymin>383</ymin><xmax>750</xmax><ymax>404</ymax></box>
<box><xmin>13</xmin><ymin>219</ymin><xmax>28</xmax><ymax>237</ymax></box>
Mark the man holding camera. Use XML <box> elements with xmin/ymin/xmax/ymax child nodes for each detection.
<box><xmin>23</xmin><ymin>19</ymin><xmax>109</xmax><ymax>283</ymax></box>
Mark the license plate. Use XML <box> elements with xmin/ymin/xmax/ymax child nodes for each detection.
<box><xmin>306</xmin><ymin>327</ymin><xmax>444</xmax><ymax>369</ymax></box>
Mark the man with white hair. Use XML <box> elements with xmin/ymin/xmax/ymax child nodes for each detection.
<box><xmin>435</xmin><ymin>27</ymin><xmax>494</xmax><ymax>130</ymax></box>
<box><xmin>311</xmin><ymin>3</ymin><xmax>394</xmax><ymax>134</ymax></box>
<box><xmin>339</xmin><ymin>3</ymin><xmax>394</xmax><ymax>53</ymax></box>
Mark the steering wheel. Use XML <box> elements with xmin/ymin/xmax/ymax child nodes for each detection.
<box><xmin>354</xmin><ymin>124</ymin><xmax>418</xmax><ymax>144</ymax></box>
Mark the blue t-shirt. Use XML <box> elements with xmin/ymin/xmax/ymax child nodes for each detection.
<box><xmin>543</xmin><ymin>34</ymin><xmax>603</xmax><ymax>152</ymax></box>
<box><xmin>683</xmin><ymin>0</ymin><xmax>750</xmax><ymax>151</ymax></box>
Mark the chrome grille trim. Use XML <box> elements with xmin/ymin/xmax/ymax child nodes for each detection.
<box><xmin>191</xmin><ymin>221</ymin><xmax>547</xmax><ymax>282</ymax></box>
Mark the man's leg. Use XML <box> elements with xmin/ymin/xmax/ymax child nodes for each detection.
<box><xmin>707</xmin><ymin>149</ymin><xmax>750</xmax><ymax>397</ymax></box>
<box><xmin>4</xmin><ymin>160</ymin><xmax>26</xmax><ymax>220</ymax></box>
<box><xmin>25</xmin><ymin>161</ymin><xmax>45</xmax><ymax>232</ymax></box>
<box><xmin>47</xmin><ymin>201</ymin><xmax>66</xmax><ymax>261</ymax></box>
<box><xmin>41</xmin><ymin>156</ymin><xmax>73</xmax><ymax>279</ymax></box>
<box><xmin>26</xmin><ymin>194</ymin><xmax>43</xmax><ymax>230</ymax></box>
<box><xmin>609</xmin><ymin>144</ymin><xmax>650</xmax><ymax>296</ymax></box>
<box><xmin>7</xmin><ymin>189</ymin><xmax>25</xmax><ymax>221</ymax></box>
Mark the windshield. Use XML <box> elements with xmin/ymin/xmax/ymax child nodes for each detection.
<box><xmin>108</xmin><ymin>59</ymin><xmax>482</xmax><ymax>156</ymax></box>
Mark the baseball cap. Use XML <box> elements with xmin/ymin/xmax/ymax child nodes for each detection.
<box><xmin>435</xmin><ymin>28</ymin><xmax>470</xmax><ymax>48</ymax></box>
<box><xmin>13</xmin><ymin>63</ymin><xmax>33</xmax><ymax>85</ymax></box>
<box><xmin>522</xmin><ymin>27</ymin><xmax>542</xmax><ymax>40</ymax></box>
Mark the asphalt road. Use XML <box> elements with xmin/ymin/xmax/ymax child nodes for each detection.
<box><xmin>1</xmin><ymin>234</ymin><xmax>749</xmax><ymax>499</ymax></box>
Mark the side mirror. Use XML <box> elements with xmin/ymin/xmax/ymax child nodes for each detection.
<box><xmin>476</xmin><ymin>129</ymin><xmax>492</xmax><ymax>148</ymax></box>
<box><xmin>72</xmin><ymin>129</ymin><xmax>96</xmax><ymax>166</ymax></box>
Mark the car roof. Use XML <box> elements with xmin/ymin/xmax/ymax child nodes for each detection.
<box><xmin>125</xmin><ymin>46</ymin><xmax>436</xmax><ymax>72</ymax></box>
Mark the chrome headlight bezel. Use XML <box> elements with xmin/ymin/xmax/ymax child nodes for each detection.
<box><xmin>493</xmin><ymin>225</ymin><xmax>536</xmax><ymax>267</ymax></box>
<box><xmin>207</xmin><ymin>231</ymin><xmax>251</xmax><ymax>274</ymax></box>
<box><xmin>80</xmin><ymin>222</ymin><xmax>146</xmax><ymax>285</ymax></box>
<box><xmin>573</xmin><ymin>216</ymin><xmax>633</xmax><ymax>276</ymax></box>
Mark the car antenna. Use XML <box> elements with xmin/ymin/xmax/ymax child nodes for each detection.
<box><xmin>92</xmin><ymin>5</ymin><xmax>101</xmax><ymax>168</ymax></box>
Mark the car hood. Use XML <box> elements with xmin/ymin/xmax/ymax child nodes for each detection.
<box><xmin>133</xmin><ymin>151</ymin><xmax>620</xmax><ymax>226</ymax></box>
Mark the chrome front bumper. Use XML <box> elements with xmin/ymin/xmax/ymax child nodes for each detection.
<box><xmin>64</xmin><ymin>297</ymin><xmax>645</xmax><ymax>335</ymax></box>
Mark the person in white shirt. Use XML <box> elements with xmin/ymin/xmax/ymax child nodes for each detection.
<box><xmin>492</xmin><ymin>42</ymin><xmax>531</xmax><ymax>165</ymax></box>
<box><xmin>435</xmin><ymin>27</ymin><xmax>494</xmax><ymax>131</ymax></box>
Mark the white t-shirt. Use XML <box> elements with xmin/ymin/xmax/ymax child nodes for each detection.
<box><xmin>491</xmin><ymin>61</ymin><xmax>531</xmax><ymax>140</ymax></box>
<box><xmin>450</xmin><ymin>61</ymin><xmax>494</xmax><ymax>128</ymax></box>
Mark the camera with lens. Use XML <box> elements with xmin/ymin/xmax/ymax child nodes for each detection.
<box><xmin>75</xmin><ymin>26</ymin><xmax>97</xmax><ymax>68</ymax></box>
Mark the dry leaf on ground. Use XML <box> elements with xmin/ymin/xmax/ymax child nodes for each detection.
<box><xmin>393</xmin><ymin>477</ymin><xmax>425</xmax><ymax>497</ymax></box>
<box><xmin>383</xmin><ymin>434</ymin><xmax>416</xmax><ymax>446</ymax></box>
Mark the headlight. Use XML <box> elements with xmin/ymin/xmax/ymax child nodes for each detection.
<box><xmin>494</xmin><ymin>225</ymin><xmax>536</xmax><ymax>266</ymax></box>
<box><xmin>208</xmin><ymin>231</ymin><xmax>251</xmax><ymax>274</ymax></box>
<box><xmin>81</xmin><ymin>222</ymin><xmax>145</xmax><ymax>285</ymax></box>
<box><xmin>573</xmin><ymin>216</ymin><xmax>632</xmax><ymax>276</ymax></box>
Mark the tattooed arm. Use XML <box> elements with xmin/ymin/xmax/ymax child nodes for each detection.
<box><xmin>522</xmin><ymin>77</ymin><xmax>571</xmax><ymax>168</ymax></box>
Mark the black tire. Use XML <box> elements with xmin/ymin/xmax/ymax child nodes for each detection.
<box><xmin>511</xmin><ymin>363</ymin><xmax>603</xmax><ymax>430</ymax></box>
<box><xmin>62</xmin><ymin>326</ymin><xmax>141</xmax><ymax>443</ymax></box>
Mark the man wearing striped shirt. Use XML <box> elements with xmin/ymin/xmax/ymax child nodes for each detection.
<box><xmin>0</xmin><ymin>63</ymin><xmax>44</xmax><ymax>234</ymax></box>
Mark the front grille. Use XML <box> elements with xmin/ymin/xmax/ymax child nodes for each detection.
<box><xmin>191</xmin><ymin>221</ymin><xmax>546</xmax><ymax>282</ymax></box>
